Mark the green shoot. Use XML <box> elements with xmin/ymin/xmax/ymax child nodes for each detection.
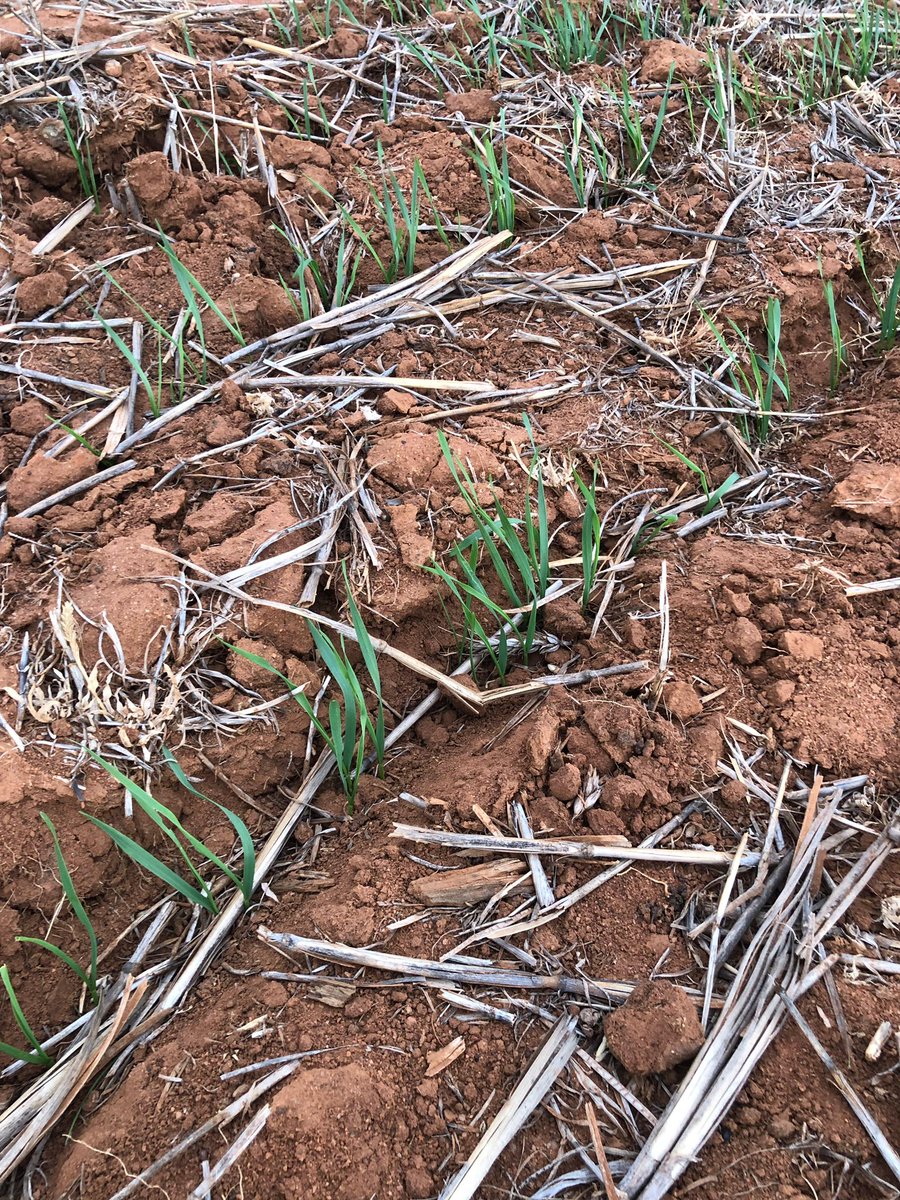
<box><xmin>820</xmin><ymin>271</ymin><xmax>846</xmax><ymax>393</ymax></box>
<box><xmin>156</xmin><ymin>230</ymin><xmax>247</xmax><ymax>348</ymax></box>
<box><xmin>469</xmin><ymin>113</ymin><xmax>515</xmax><ymax>233</ymax></box>
<box><xmin>879</xmin><ymin>263</ymin><xmax>900</xmax><ymax>350</ymax></box>
<box><xmin>530</xmin><ymin>0</ymin><xmax>624</xmax><ymax>70</ymax></box>
<box><xmin>425</xmin><ymin>426</ymin><xmax>550</xmax><ymax>680</ymax></box>
<box><xmin>656</xmin><ymin>436</ymin><xmax>740</xmax><ymax>515</ymax></box>
<box><xmin>617</xmin><ymin>65</ymin><xmax>674</xmax><ymax>180</ymax></box>
<box><xmin>57</xmin><ymin>102</ymin><xmax>99</xmax><ymax>209</ymax></box>
<box><xmin>97</xmin><ymin>315</ymin><xmax>161</xmax><ymax>417</ymax></box>
<box><xmin>563</xmin><ymin>98</ymin><xmax>612</xmax><ymax>207</ymax></box>
<box><xmin>572</xmin><ymin>467</ymin><xmax>602</xmax><ymax>612</ymax></box>
<box><xmin>340</xmin><ymin>151</ymin><xmax>445</xmax><ymax>282</ymax></box>
<box><xmin>856</xmin><ymin>242</ymin><xmax>900</xmax><ymax>350</ymax></box>
<box><xmin>15</xmin><ymin>815</ymin><xmax>99</xmax><ymax>1004</ymax></box>
<box><xmin>86</xmin><ymin>752</ymin><xmax>256</xmax><ymax>914</ymax></box>
<box><xmin>54</xmin><ymin>421</ymin><xmax>102</xmax><ymax>457</ymax></box>
<box><xmin>0</xmin><ymin>965</ymin><xmax>53</xmax><ymax>1067</ymax></box>
<box><xmin>227</xmin><ymin>612</ymin><xmax>384</xmax><ymax>812</ymax></box>
<box><xmin>302</xmin><ymin>65</ymin><xmax>333</xmax><ymax>138</ymax></box>
<box><xmin>702</xmin><ymin>298</ymin><xmax>789</xmax><ymax>443</ymax></box>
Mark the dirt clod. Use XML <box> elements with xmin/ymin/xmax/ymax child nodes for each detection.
<box><xmin>723</xmin><ymin>617</ymin><xmax>765</xmax><ymax>665</ymax></box>
<box><xmin>604</xmin><ymin>980</ymin><xmax>705</xmax><ymax>1075</ymax></box>
<box><xmin>661</xmin><ymin>680</ymin><xmax>703</xmax><ymax>722</ymax></box>
<box><xmin>831</xmin><ymin>461</ymin><xmax>900</xmax><ymax>528</ymax></box>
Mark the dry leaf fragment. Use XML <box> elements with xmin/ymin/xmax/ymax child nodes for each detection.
<box><xmin>425</xmin><ymin>1037</ymin><xmax>465</xmax><ymax>1077</ymax></box>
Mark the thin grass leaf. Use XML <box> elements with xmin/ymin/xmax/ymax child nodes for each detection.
<box><xmin>39</xmin><ymin>813</ymin><xmax>99</xmax><ymax>1000</ymax></box>
<box><xmin>84</xmin><ymin>814</ymin><xmax>216</xmax><ymax>912</ymax></box>
<box><xmin>161</xmin><ymin>751</ymin><xmax>256</xmax><ymax>906</ymax></box>
<box><xmin>0</xmin><ymin>965</ymin><xmax>53</xmax><ymax>1066</ymax></box>
<box><xmin>15</xmin><ymin>938</ymin><xmax>95</xmax><ymax>997</ymax></box>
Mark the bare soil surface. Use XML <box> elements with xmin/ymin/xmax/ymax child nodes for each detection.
<box><xmin>0</xmin><ymin>1</ymin><xmax>898</xmax><ymax>1198</ymax></box>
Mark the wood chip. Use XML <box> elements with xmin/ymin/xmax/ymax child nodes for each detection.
<box><xmin>409</xmin><ymin>860</ymin><xmax>530</xmax><ymax>906</ymax></box>
<box><xmin>426</xmin><ymin>1037</ymin><xmax>466</xmax><ymax>1077</ymax></box>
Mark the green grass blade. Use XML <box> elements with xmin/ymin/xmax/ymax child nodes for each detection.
<box><xmin>40</xmin><ymin>813</ymin><xmax>98</xmax><ymax>999</ymax></box>
<box><xmin>15</xmin><ymin>938</ymin><xmax>95</xmax><ymax>998</ymax></box>
<box><xmin>84</xmin><ymin>815</ymin><xmax>216</xmax><ymax>912</ymax></box>
<box><xmin>162</xmin><ymin>751</ymin><xmax>256</xmax><ymax>906</ymax></box>
<box><xmin>1</xmin><ymin>965</ymin><xmax>53</xmax><ymax>1064</ymax></box>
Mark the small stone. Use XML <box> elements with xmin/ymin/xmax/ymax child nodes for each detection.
<box><xmin>548</xmin><ymin>763</ymin><xmax>580</xmax><ymax>803</ymax></box>
<box><xmin>405</xmin><ymin>1168</ymin><xmax>433</xmax><ymax>1198</ymax></box>
<box><xmin>769</xmin><ymin>1112</ymin><xmax>796</xmax><ymax>1141</ymax></box>
<box><xmin>735</xmin><ymin>1105</ymin><xmax>762</xmax><ymax>1126</ymax></box>
<box><xmin>757</xmin><ymin>603</ymin><xmax>785</xmax><ymax>631</ymax></box>
<box><xmin>661</xmin><ymin>680</ymin><xmax>703</xmax><ymax>722</ymax></box>
<box><xmin>602</xmin><ymin>776</ymin><xmax>645</xmax><ymax>812</ymax></box>
<box><xmin>15</xmin><ymin>270</ymin><xmax>68</xmax><ymax>318</ymax></box>
<box><xmin>380</xmin><ymin>388</ymin><xmax>418</xmax><ymax>415</ymax></box>
<box><xmin>832</xmin><ymin>462</ymin><xmax>900</xmax><ymax>529</ymax></box>
<box><xmin>205</xmin><ymin>415</ymin><xmax>244</xmax><ymax>447</ymax></box>
<box><xmin>723</xmin><ymin>617</ymin><xmax>764</xmax><ymax>665</ymax></box>
<box><xmin>104</xmin><ymin>58</ymin><xmax>123</xmax><ymax>77</ymax></box>
<box><xmin>640</xmin><ymin>38</ymin><xmax>709</xmax><ymax>82</ymax></box>
<box><xmin>778</xmin><ymin>630</ymin><xmax>824</xmax><ymax>661</ymax></box>
<box><xmin>605</xmin><ymin>980</ymin><xmax>705</xmax><ymax>1075</ymax></box>
<box><xmin>766</xmin><ymin>680</ymin><xmax>796</xmax><ymax>706</ymax></box>
<box><xmin>556</xmin><ymin>489</ymin><xmax>581</xmax><ymax>520</ymax></box>
<box><xmin>723</xmin><ymin>588</ymin><xmax>752</xmax><ymax>616</ymax></box>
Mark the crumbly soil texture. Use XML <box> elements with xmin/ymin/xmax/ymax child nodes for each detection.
<box><xmin>0</xmin><ymin>1</ymin><xmax>899</xmax><ymax>1198</ymax></box>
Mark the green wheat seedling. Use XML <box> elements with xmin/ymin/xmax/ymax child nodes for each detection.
<box><xmin>784</xmin><ymin>2</ymin><xmax>899</xmax><ymax>107</ymax></box>
<box><xmin>820</xmin><ymin>273</ymin><xmax>846</xmax><ymax>393</ymax></box>
<box><xmin>54</xmin><ymin>421</ymin><xmax>102</xmax><ymax>457</ymax></box>
<box><xmin>181</xmin><ymin>20</ymin><xmax>197</xmax><ymax>57</ymax></box>
<box><xmin>530</xmin><ymin>0</ymin><xmax>624</xmax><ymax>70</ymax></box>
<box><xmin>340</xmin><ymin>151</ymin><xmax>446</xmax><ymax>282</ymax></box>
<box><xmin>702</xmin><ymin>298</ymin><xmax>789</xmax><ymax>442</ymax></box>
<box><xmin>99</xmin><ymin>266</ymin><xmax>207</xmax><ymax>396</ymax></box>
<box><xmin>15</xmin><ymin>815</ymin><xmax>100</xmax><ymax>1004</ymax></box>
<box><xmin>308</xmin><ymin>0</ymin><xmax>360</xmax><ymax>39</ymax></box>
<box><xmin>383</xmin><ymin>0</ymin><xmax>445</xmax><ymax>21</ymax></box>
<box><xmin>0</xmin><ymin>965</ymin><xmax>53</xmax><ymax>1067</ymax></box>
<box><xmin>617</xmin><ymin>65</ymin><xmax>674</xmax><ymax>181</ymax></box>
<box><xmin>97</xmin><ymin>315</ymin><xmax>162</xmax><ymax>417</ymax></box>
<box><xmin>267</xmin><ymin>0</ymin><xmax>304</xmax><ymax>45</ymax></box>
<box><xmin>227</xmin><ymin>593</ymin><xmax>385</xmax><ymax>812</ymax></box>
<box><xmin>879</xmin><ymin>263</ymin><xmax>900</xmax><ymax>350</ymax></box>
<box><xmin>425</xmin><ymin>428</ymin><xmax>550</xmax><ymax>680</ymax></box>
<box><xmin>625</xmin><ymin>0</ymin><xmax>661</xmax><ymax>39</ymax></box>
<box><xmin>563</xmin><ymin>98</ymin><xmax>612</xmax><ymax>207</ymax></box>
<box><xmin>274</xmin><ymin>224</ymin><xmax>362</xmax><ymax>314</ymax></box>
<box><xmin>844</xmin><ymin>0</ymin><xmax>900</xmax><ymax>82</ymax></box>
<box><xmin>302</xmin><ymin>65</ymin><xmax>333</xmax><ymax>138</ymax></box>
<box><xmin>656</xmin><ymin>436</ymin><xmax>741</xmax><ymax>515</ymax></box>
<box><xmin>572</xmin><ymin>467</ymin><xmax>602</xmax><ymax>612</ymax></box>
<box><xmin>855</xmin><ymin>243</ymin><xmax>900</xmax><ymax>351</ymax></box>
<box><xmin>87</xmin><ymin>751</ymin><xmax>256</xmax><ymax>915</ymax></box>
<box><xmin>469</xmin><ymin>113</ymin><xmax>515</xmax><ymax>232</ymax></box>
<box><xmin>57</xmin><ymin>102</ymin><xmax>99</xmax><ymax>209</ymax></box>
<box><xmin>157</xmin><ymin>230</ymin><xmax>247</xmax><ymax>350</ymax></box>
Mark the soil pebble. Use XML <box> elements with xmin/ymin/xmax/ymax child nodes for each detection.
<box><xmin>5</xmin><ymin>448</ymin><xmax>96</xmax><ymax>514</ymax></box>
<box><xmin>69</xmin><ymin>526</ymin><xmax>178</xmax><ymax>671</ymax></box>
<box><xmin>605</xmin><ymin>980</ymin><xmax>705</xmax><ymax>1075</ymax></box>
<box><xmin>661</xmin><ymin>680</ymin><xmax>703</xmax><ymax>722</ymax></box>
<box><xmin>548</xmin><ymin>763</ymin><xmax>581</xmax><ymax>802</ymax></box>
<box><xmin>640</xmin><ymin>39</ymin><xmax>709</xmax><ymax>82</ymax></box>
<box><xmin>723</xmin><ymin>617</ymin><xmax>764</xmax><ymax>665</ymax></box>
<box><xmin>831</xmin><ymin>461</ymin><xmax>900</xmax><ymax>528</ymax></box>
<box><xmin>259</xmin><ymin>1063</ymin><xmax>394</xmax><ymax>1200</ymax></box>
<box><xmin>777</xmin><ymin>630</ymin><xmax>824</xmax><ymax>661</ymax></box>
<box><xmin>15</xmin><ymin>269</ymin><xmax>68</xmax><ymax>316</ymax></box>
